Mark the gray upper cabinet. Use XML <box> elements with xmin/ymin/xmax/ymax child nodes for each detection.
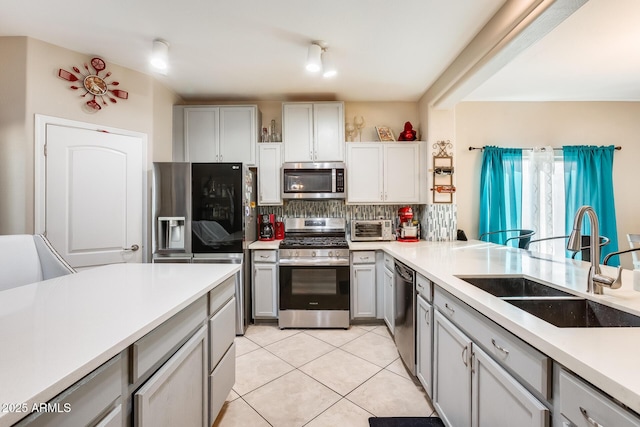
<box><xmin>173</xmin><ymin>105</ymin><xmax>259</xmax><ymax>165</ymax></box>
<box><xmin>282</xmin><ymin>102</ymin><xmax>344</xmax><ymax>162</ymax></box>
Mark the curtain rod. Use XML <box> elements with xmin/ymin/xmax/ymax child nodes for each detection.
<box><xmin>468</xmin><ymin>145</ymin><xmax>622</xmax><ymax>151</ymax></box>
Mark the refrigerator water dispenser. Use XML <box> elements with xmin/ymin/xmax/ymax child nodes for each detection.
<box><xmin>158</xmin><ymin>216</ymin><xmax>186</xmax><ymax>251</ymax></box>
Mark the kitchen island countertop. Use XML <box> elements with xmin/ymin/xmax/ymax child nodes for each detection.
<box><xmin>0</xmin><ymin>263</ymin><xmax>240</xmax><ymax>427</ymax></box>
<box><xmin>352</xmin><ymin>239</ymin><xmax>640</xmax><ymax>415</ymax></box>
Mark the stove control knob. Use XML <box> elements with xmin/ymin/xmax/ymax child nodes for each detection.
<box><xmin>328</xmin><ymin>251</ymin><xmax>333</xmax><ymax>257</ymax></box>
<box><xmin>295</xmin><ymin>251</ymin><xmax>299</xmax><ymax>257</ymax></box>
<box><xmin>312</xmin><ymin>251</ymin><xmax>316</xmax><ymax>257</ymax></box>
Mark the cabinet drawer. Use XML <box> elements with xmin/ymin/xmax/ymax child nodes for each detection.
<box><xmin>209</xmin><ymin>297</ymin><xmax>236</xmax><ymax>371</ymax></box>
<box><xmin>434</xmin><ymin>288</ymin><xmax>551</xmax><ymax>400</ymax></box>
<box><xmin>15</xmin><ymin>355</ymin><xmax>122</xmax><ymax>427</ymax></box>
<box><xmin>383</xmin><ymin>253</ymin><xmax>394</xmax><ymax>271</ymax></box>
<box><xmin>253</xmin><ymin>250</ymin><xmax>277</xmax><ymax>263</ymax></box>
<box><xmin>131</xmin><ymin>296</ymin><xmax>207</xmax><ymax>383</ymax></box>
<box><xmin>558</xmin><ymin>369</ymin><xmax>640</xmax><ymax>427</ymax></box>
<box><xmin>209</xmin><ymin>275</ymin><xmax>235</xmax><ymax>316</ymax></box>
<box><xmin>209</xmin><ymin>342</ymin><xmax>236</xmax><ymax>425</ymax></box>
<box><xmin>352</xmin><ymin>251</ymin><xmax>376</xmax><ymax>264</ymax></box>
<box><xmin>94</xmin><ymin>404</ymin><xmax>122</xmax><ymax>427</ymax></box>
<box><xmin>416</xmin><ymin>273</ymin><xmax>432</xmax><ymax>302</ymax></box>
<box><xmin>135</xmin><ymin>325</ymin><xmax>207</xmax><ymax>427</ymax></box>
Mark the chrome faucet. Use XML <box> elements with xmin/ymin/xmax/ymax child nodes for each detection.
<box><xmin>567</xmin><ymin>206</ymin><xmax>621</xmax><ymax>294</ymax></box>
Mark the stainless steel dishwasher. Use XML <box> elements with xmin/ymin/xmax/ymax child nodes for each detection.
<box><xmin>394</xmin><ymin>260</ymin><xmax>416</xmax><ymax>376</ymax></box>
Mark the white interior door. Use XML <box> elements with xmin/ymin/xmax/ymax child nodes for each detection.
<box><xmin>45</xmin><ymin>124</ymin><xmax>143</xmax><ymax>268</ymax></box>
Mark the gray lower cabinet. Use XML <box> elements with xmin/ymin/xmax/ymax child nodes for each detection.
<box><xmin>416</xmin><ymin>294</ymin><xmax>433</xmax><ymax>398</ymax></box>
<box><xmin>472</xmin><ymin>345</ymin><xmax>548</xmax><ymax>427</ymax></box>
<box><xmin>555</xmin><ymin>367</ymin><xmax>640</xmax><ymax>427</ymax></box>
<box><xmin>135</xmin><ymin>325</ymin><xmax>208</xmax><ymax>427</ymax></box>
<box><xmin>351</xmin><ymin>251</ymin><xmax>376</xmax><ymax>319</ymax></box>
<box><xmin>14</xmin><ymin>354</ymin><xmax>124</xmax><ymax>427</ymax></box>
<box><xmin>382</xmin><ymin>254</ymin><xmax>394</xmax><ymax>333</ymax></box>
<box><xmin>433</xmin><ymin>310</ymin><xmax>473</xmax><ymax>427</ymax></box>
<box><xmin>207</xmin><ymin>276</ymin><xmax>236</xmax><ymax>425</ymax></box>
<box><xmin>433</xmin><ymin>290</ymin><xmax>549</xmax><ymax>427</ymax></box>
<box><xmin>252</xmin><ymin>250</ymin><xmax>278</xmax><ymax>319</ymax></box>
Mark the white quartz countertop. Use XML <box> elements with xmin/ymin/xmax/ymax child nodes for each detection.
<box><xmin>352</xmin><ymin>239</ymin><xmax>640</xmax><ymax>415</ymax></box>
<box><xmin>0</xmin><ymin>263</ymin><xmax>240</xmax><ymax>427</ymax></box>
<box><xmin>249</xmin><ymin>239</ymin><xmax>282</xmax><ymax>250</ymax></box>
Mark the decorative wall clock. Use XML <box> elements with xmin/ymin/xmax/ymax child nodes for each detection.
<box><xmin>58</xmin><ymin>57</ymin><xmax>128</xmax><ymax>111</ymax></box>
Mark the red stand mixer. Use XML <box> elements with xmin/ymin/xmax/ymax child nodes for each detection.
<box><xmin>397</xmin><ymin>206</ymin><xmax>420</xmax><ymax>242</ymax></box>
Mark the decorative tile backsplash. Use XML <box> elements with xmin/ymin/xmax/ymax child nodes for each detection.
<box><xmin>421</xmin><ymin>204</ymin><xmax>457</xmax><ymax>241</ymax></box>
<box><xmin>258</xmin><ymin>201</ymin><xmax>423</xmax><ymax>221</ymax></box>
<box><xmin>259</xmin><ymin>201</ymin><xmax>458</xmax><ymax>241</ymax></box>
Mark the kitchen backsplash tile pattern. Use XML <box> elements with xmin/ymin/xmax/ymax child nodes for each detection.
<box><xmin>259</xmin><ymin>201</ymin><xmax>423</xmax><ymax>222</ymax></box>
<box><xmin>421</xmin><ymin>204</ymin><xmax>457</xmax><ymax>241</ymax></box>
<box><xmin>259</xmin><ymin>201</ymin><xmax>458</xmax><ymax>241</ymax></box>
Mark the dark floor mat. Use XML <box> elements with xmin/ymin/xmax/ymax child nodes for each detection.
<box><xmin>368</xmin><ymin>417</ymin><xmax>445</xmax><ymax>427</ymax></box>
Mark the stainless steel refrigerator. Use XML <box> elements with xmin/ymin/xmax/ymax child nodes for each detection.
<box><xmin>152</xmin><ymin>162</ymin><xmax>257</xmax><ymax>335</ymax></box>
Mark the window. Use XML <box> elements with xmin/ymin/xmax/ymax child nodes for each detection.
<box><xmin>521</xmin><ymin>148</ymin><xmax>565</xmax><ymax>256</ymax></box>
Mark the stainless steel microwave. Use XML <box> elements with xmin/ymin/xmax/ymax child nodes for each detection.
<box><xmin>351</xmin><ymin>219</ymin><xmax>394</xmax><ymax>241</ymax></box>
<box><xmin>282</xmin><ymin>162</ymin><xmax>346</xmax><ymax>199</ymax></box>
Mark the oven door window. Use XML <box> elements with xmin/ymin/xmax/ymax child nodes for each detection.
<box><xmin>283</xmin><ymin>169</ymin><xmax>333</xmax><ymax>194</ymax></box>
<box><xmin>280</xmin><ymin>266</ymin><xmax>349</xmax><ymax>310</ymax></box>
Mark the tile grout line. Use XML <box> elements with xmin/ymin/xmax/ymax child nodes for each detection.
<box><xmin>229</xmin><ymin>325</ymin><xmax>434</xmax><ymax>425</ymax></box>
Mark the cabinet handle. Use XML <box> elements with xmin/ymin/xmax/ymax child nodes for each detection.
<box><xmin>444</xmin><ymin>303</ymin><xmax>455</xmax><ymax>315</ymax></box>
<box><xmin>491</xmin><ymin>338</ymin><xmax>510</xmax><ymax>356</ymax></box>
<box><xmin>461</xmin><ymin>345</ymin><xmax>468</xmax><ymax>367</ymax></box>
<box><xmin>260</xmin><ymin>255</ymin><xmax>270</xmax><ymax>259</ymax></box>
<box><xmin>471</xmin><ymin>350</ymin><xmax>476</xmax><ymax>374</ymax></box>
<box><xmin>220</xmin><ymin>154</ymin><xmax>223</xmax><ymax>161</ymax></box>
<box><xmin>359</xmin><ymin>256</ymin><xmax>370</xmax><ymax>261</ymax></box>
<box><xmin>310</xmin><ymin>150</ymin><xmax>314</xmax><ymax>159</ymax></box>
<box><xmin>425</xmin><ymin>308</ymin><xmax>430</xmax><ymax>326</ymax></box>
<box><xmin>580</xmin><ymin>407</ymin><xmax>604</xmax><ymax>427</ymax></box>
<box><xmin>380</xmin><ymin>192</ymin><xmax>383</xmax><ymax>201</ymax></box>
<box><xmin>384</xmin><ymin>192</ymin><xmax>388</xmax><ymax>200</ymax></box>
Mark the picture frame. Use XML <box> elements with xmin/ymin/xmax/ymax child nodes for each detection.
<box><xmin>375</xmin><ymin>126</ymin><xmax>395</xmax><ymax>142</ymax></box>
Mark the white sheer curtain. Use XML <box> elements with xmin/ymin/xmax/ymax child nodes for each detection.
<box><xmin>522</xmin><ymin>147</ymin><xmax>565</xmax><ymax>256</ymax></box>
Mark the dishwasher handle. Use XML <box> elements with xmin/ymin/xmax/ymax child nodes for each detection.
<box><xmin>394</xmin><ymin>262</ymin><xmax>415</xmax><ymax>283</ymax></box>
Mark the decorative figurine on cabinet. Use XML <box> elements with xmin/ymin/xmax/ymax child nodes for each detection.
<box><xmin>398</xmin><ymin>121</ymin><xmax>417</xmax><ymax>141</ymax></box>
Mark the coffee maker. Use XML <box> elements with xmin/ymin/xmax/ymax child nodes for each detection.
<box><xmin>259</xmin><ymin>214</ymin><xmax>275</xmax><ymax>241</ymax></box>
<box><xmin>397</xmin><ymin>206</ymin><xmax>420</xmax><ymax>242</ymax></box>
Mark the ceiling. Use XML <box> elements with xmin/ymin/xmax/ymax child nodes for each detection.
<box><xmin>0</xmin><ymin>0</ymin><xmax>638</xmax><ymax>103</ymax></box>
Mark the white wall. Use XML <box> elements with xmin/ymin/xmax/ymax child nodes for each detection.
<box><xmin>0</xmin><ymin>36</ymin><xmax>180</xmax><ymax>234</ymax></box>
<box><xmin>455</xmin><ymin>101</ymin><xmax>640</xmax><ymax>269</ymax></box>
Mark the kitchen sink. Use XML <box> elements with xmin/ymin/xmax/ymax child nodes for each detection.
<box><xmin>506</xmin><ymin>297</ymin><xmax>640</xmax><ymax>328</ymax></box>
<box><xmin>457</xmin><ymin>276</ymin><xmax>573</xmax><ymax>298</ymax></box>
<box><xmin>457</xmin><ymin>275</ymin><xmax>640</xmax><ymax>327</ymax></box>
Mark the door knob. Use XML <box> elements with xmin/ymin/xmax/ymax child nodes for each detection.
<box><xmin>123</xmin><ymin>244</ymin><xmax>140</xmax><ymax>252</ymax></box>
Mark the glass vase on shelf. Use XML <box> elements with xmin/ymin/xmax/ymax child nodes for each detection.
<box><xmin>345</xmin><ymin>122</ymin><xmax>356</xmax><ymax>142</ymax></box>
<box><xmin>261</xmin><ymin>127</ymin><xmax>269</xmax><ymax>143</ymax></box>
<box><xmin>354</xmin><ymin>116</ymin><xmax>365</xmax><ymax>142</ymax></box>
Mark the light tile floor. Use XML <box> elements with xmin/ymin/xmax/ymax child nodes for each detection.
<box><xmin>213</xmin><ymin>324</ymin><xmax>436</xmax><ymax>427</ymax></box>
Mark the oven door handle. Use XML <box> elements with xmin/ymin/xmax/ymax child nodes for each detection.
<box><xmin>279</xmin><ymin>258</ymin><xmax>350</xmax><ymax>266</ymax></box>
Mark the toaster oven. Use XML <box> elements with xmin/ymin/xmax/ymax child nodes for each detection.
<box><xmin>350</xmin><ymin>220</ymin><xmax>394</xmax><ymax>241</ymax></box>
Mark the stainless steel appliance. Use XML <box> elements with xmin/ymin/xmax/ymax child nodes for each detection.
<box><xmin>282</xmin><ymin>162</ymin><xmax>346</xmax><ymax>199</ymax></box>
<box><xmin>151</xmin><ymin>162</ymin><xmax>257</xmax><ymax>335</ymax></box>
<box><xmin>394</xmin><ymin>260</ymin><xmax>416</xmax><ymax>375</ymax></box>
<box><xmin>350</xmin><ymin>219</ymin><xmax>394</xmax><ymax>241</ymax></box>
<box><xmin>278</xmin><ymin>218</ymin><xmax>350</xmax><ymax>328</ymax></box>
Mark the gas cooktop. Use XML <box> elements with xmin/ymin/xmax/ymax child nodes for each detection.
<box><xmin>279</xmin><ymin>217</ymin><xmax>348</xmax><ymax>249</ymax></box>
<box><xmin>279</xmin><ymin>236</ymin><xmax>348</xmax><ymax>249</ymax></box>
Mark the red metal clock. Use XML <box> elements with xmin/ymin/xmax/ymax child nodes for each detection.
<box><xmin>58</xmin><ymin>57</ymin><xmax>128</xmax><ymax>111</ymax></box>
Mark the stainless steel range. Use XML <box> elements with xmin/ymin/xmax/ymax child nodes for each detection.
<box><xmin>279</xmin><ymin>218</ymin><xmax>350</xmax><ymax>329</ymax></box>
